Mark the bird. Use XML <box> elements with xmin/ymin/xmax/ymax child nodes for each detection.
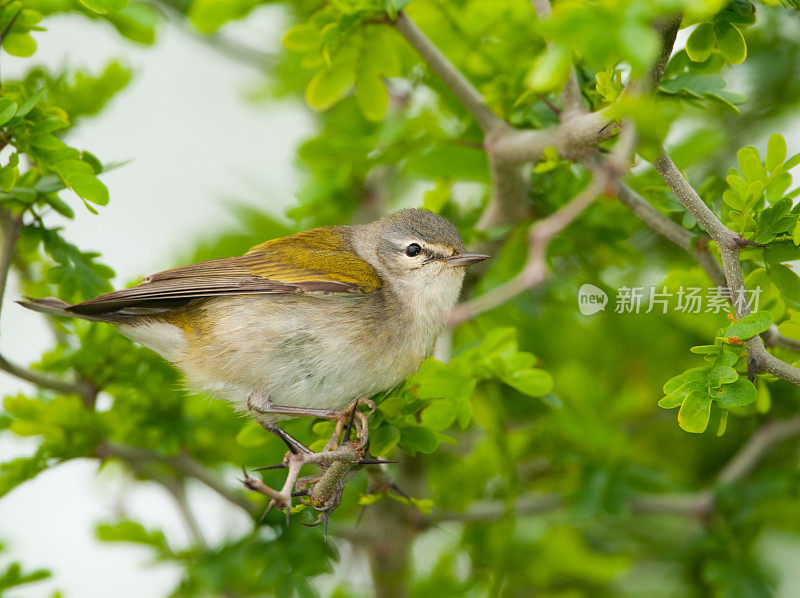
<box><xmin>19</xmin><ymin>208</ymin><xmax>488</xmax><ymax>512</ymax></box>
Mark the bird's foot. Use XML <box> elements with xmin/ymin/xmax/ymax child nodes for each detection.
<box><xmin>241</xmin><ymin>424</ymin><xmax>383</xmax><ymax>525</ymax></box>
<box><xmin>323</xmin><ymin>397</ymin><xmax>376</xmax><ymax>452</ymax></box>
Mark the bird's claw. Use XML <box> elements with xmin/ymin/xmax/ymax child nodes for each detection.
<box><xmin>241</xmin><ymin>397</ymin><xmax>379</xmax><ymax>525</ymax></box>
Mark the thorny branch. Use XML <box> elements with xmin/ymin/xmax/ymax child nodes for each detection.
<box><xmin>97</xmin><ymin>442</ymin><xmax>259</xmax><ymax>518</ymax></box>
<box><xmin>448</xmin><ymin>123</ymin><xmax>637</xmax><ymax>327</ymax></box>
<box><xmin>0</xmin><ymin>210</ymin><xmax>96</xmax><ymax>402</ymax></box>
<box><xmin>653</xmin><ymin>153</ymin><xmax>800</xmax><ymax>386</ymax></box>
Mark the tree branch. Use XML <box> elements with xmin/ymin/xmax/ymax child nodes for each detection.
<box><xmin>491</xmin><ymin>110</ymin><xmax>617</xmax><ymax>166</ymax></box>
<box><xmin>616</xmin><ymin>183</ymin><xmax>726</xmax><ymax>288</ymax></box>
<box><xmin>449</xmin><ymin>176</ymin><xmax>604</xmax><ymax>326</ymax></box>
<box><xmin>649</xmin><ymin>16</ymin><xmax>682</xmax><ymax>91</ymax></box>
<box><xmin>0</xmin><ymin>210</ymin><xmax>97</xmax><ymax>401</ymax></box>
<box><xmin>394</xmin><ymin>12</ymin><xmax>505</xmax><ymax>134</ymax></box>
<box><xmin>426</xmin><ymin>492</ymin><xmax>562</xmax><ymax>523</ymax></box>
<box><xmin>716</xmin><ymin>416</ymin><xmax>800</xmax><ymax>484</ymax></box>
<box><xmin>762</xmin><ymin>326</ymin><xmax>800</xmax><ymax>353</ymax></box>
<box><xmin>97</xmin><ymin>442</ymin><xmax>258</xmax><ymax>517</ymax></box>
<box><xmin>0</xmin><ymin>210</ymin><xmax>21</xmax><ymax>327</ymax></box>
<box><xmin>653</xmin><ymin>152</ymin><xmax>800</xmax><ymax>386</ymax></box>
<box><xmin>530</xmin><ymin>0</ymin><xmax>583</xmax><ymax>112</ymax></box>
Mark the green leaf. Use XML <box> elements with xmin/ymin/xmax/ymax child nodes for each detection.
<box><xmin>737</xmin><ymin>146</ymin><xmax>765</xmax><ymax>183</ymax></box>
<box><xmin>370</xmin><ymin>424</ymin><xmax>400</xmax><ymax>456</ymax></box>
<box><xmin>707</xmin><ymin>366</ymin><xmax>738</xmax><ymax>388</ymax></box>
<box><xmin>16</xmin><ymin>87</ymin><xmax>45</xmax><ymax>117</ymax></box>
<box><xmin>525</xmin><ymin>46</ymin><xmax>571</xmax><ymax>92</ymax></box>
<box><xmin>714</xmin><ymin>23</ymin><xmax>746</xmax><ymax>64</ymax></box>
<box><xmin>305</xmin><ymin>61</ymin><xmax>355</xmax><ymax>111</ymax></box>
<box><xmin>78</xmin><ymin>0</ymin><xmax>128</xmax><ymax>14</ymax></box>
<box><xmin>686</xmin><ymin>23</ymin><xmax>716</xmax><ymax>62</ymax></box>
<box><xmin>690</xmin><ymin>345</ymin><xmax>721</xmax><ymax>355</ymax></box>
<box><xmin>399</xmin><ymin>424</ymin><xmax>439</xmax><ymax>454</ymax></box>
<box><xmin>768</xmin><ymin>262</ymin><xmax>800</xmax><ymax>301</ymax></box>
<box><xmin>663</xmin><ymin>367</ymin><xmax>709</xmax><ymax>395</ymax></box>
<box><xmin>710</xmin><ymin>378</ymin><xmax>757</xmax><ymax>408</ymax></box>
<box><xmin>235</xmin><ymin>421</ymin><xmax>268</xmax><ymax>447</ymax></box>
<box><xmin>282</xmin><ymin>23</ymin><xmax>318</xmax><ymax>53</ymax></box>
<box><xmin>355</xmin><ymin>70</ymin><xmax>388</xmax><ymax>122</ymax></box>
<box><xmin>0</xmin><ymin>99</ymin><xmax>17</xmax><ymax>126</ymax></box>
<box><xmin>501</xmin><ymin>368</ymin><xmax>554</xmax><ymax>397</ymax></box>
<box><xmin>69</xmin><ymin>175</ymin><xmax>108</xmax><ymax>205</ymax></box>
<box><xmin>188</xmin><ymin>0</ymin><xmax>259</xmax><ymax>34</ymax></box>
<box><xmin>2</xmin><ymin>33</ymin><xmax>36</xmax><ymax>58</ymax></box>
<box><xmin>766</xmin><ymin>173</ymin><xmax>791</xmax><ymax>204</ymax></box>
<box><xmin>677</xmin><ymin>390</ymin><xmax>712</xmax><ymax>433</ymax></box>
<box><xmin>421</xmin><ymin>399</ymin><xmax>456</xmax><ymax>430</ymax></box>
<box><xmin>717</xmin><ymin>409</ymin><xmax>728</xmax><ymax>436</ymax></box>
<box><xmin>766</xmin><ymin>133</ymin><xmax>787</xmax><ymax>171</ymax></box>
<box><xmin>95</xmin><ymin>520</ymin><xmax>170</xmax><ymax>553</ymax></box>
<box><xmin>724</xmin><ymin>311</ymin><xmax>773</xmax><ymax>340</ymax></box>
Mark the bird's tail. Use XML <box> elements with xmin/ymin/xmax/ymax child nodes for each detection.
<box><xmin>17</xmin><ymin>297</ymin><xmax>127</xmax><ymax>323</ymax></box>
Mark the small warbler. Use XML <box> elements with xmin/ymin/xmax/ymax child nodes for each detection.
<box><xmin>20</xmin><ymin>209</ymin><xmax>487</xmax><ymax>459</ymax></box>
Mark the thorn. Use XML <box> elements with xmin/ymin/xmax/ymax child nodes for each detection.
<box><xmin>292</xmin><ymin>489</ymin><xmax>309</xmax><ymax>497</ymax></box>
<box><xmin>536</xmin><ymin>93</ymin><xmax>561</xmax><ymax>117</ymax></box>
<box><xmin>734</xmin><ymin>236</ymin><xmax>768</xmax><ymax>248</ymax></box>
<box><xmin>259</xmin><ymin>504</ymin><xmax>272</xmax><ymax>523</ymax></box>
<box><xmin>356</xmin><ymin>505</ymin><xmax>368</xmax><ymax>527</ymax></box>
<box><xmin>358</xmin><ymin>459</ymin><xmax>398</xmax><ymax>465</ymax></box>
<box><xmin>748</xmin><ymin>358</ymin><xmax>759</xmax><ymax>382</ymax></box>
<box><xmin>324</xmin><ymin>513</ymin><xmax>329</xmax><ymax>541</ymax></box>
<box><xmin>390</xmin><ymin>482</ymin><xmax>410</xmax><ymax>500</ymax></box>
<box><xmin>254</xmin><ymin>463</ymin><xmax>286</xmax><ymax>471</ymax></box>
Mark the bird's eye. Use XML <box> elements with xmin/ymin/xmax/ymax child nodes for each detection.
<box><xmin>405</xmin><ymin>243</ymin><xmax>422</xmax><ymax>257</ymax></box>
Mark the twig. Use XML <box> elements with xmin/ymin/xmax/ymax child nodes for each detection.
<box><xmin>0</xmin><ymin>210</ymin><xmax>97</xmax><ymax>401</ymax></box>
<box><xmin>449</xmin><ymin>177</ymin><xmax>604</xmax><ymax>326</ymax></box>
<box><xmin>649</xmin><ymin>16</ymin><xmax>682</xmax><ymax>91</ymax></box>
<box><xmin>426</xmin><ymin>492</ymin><xmax>562</xmax><ymax>523</ymax></box>
<box><xmin>629</xmin><ymin>491</ymin><xmax>712</xmax><ymax>517</ymax></box>
<box><xmin>716</xmin><ymin>416</ymin><xmax>800</xmax><ymax>484</ymax></box>
<box><xmin>0</xmin><ymin>353</ymin><xmax>95</xmax><ymax>399</ymax></box>
<box><xmin>530</xmin><ymin>0</ymin><xmax>583</xmax><ymax>112</ymax></box>
<box><xmin>449</xmin><ymin>123</ymin><xmax>636</xmax><ymax>326</ymax></box>
<box><xmin>97</xmin><ymin>442</ymin><xmax>258</xmax><ymax>517</ymax></box>
<box><xmin>125</xmin><ymin>456</ymin><xmax>209</xmax><ymax>548</ymax></box>
<box><xmin>653</xmin><ymin>153</ymin><xmax>800</xmax><ymax>385</ymax></box>
<box><xmin>615</xmin><ymin>183</ymin><xmax>726</xmax><ymax>288</ymax></box>
<box><xmin>762</xmin><ymin>327</ymin><xmax>800</xmax><ymax>353</ymax></box>
<box><xmin>394</xmin><ymin>11</ymin><xmax>505</xmax><ymax>134</ymax></box>
<box><xmin>0</xmin><ymin>210</ymin><xmax>22</xmax><ymax>330</ymax></box>
<box><xmin>155</xmin><ymin>0</ymin><xmax>272</xmax><ymax>70</ymax></box>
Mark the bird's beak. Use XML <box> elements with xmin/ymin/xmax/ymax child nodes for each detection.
<box><xmin>446</xmin><ymin>252</ymin><xmax>490</xmax><ymax>266</ymax></box>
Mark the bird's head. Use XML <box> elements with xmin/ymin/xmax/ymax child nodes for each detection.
<box><xmin>349</xmin><ymin>209</ymin><xmax>489</xmax><ymax>317</ymax></box>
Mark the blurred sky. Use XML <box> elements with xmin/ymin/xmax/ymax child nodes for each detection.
<box><xmin>0</xmin><ymin>7</ymin><xmax>316</xmax><ymax>597</ymax></box>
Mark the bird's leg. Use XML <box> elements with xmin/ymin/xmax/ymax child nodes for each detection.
<box><xmin>247</xmin><ymin>391</ymin><xmax>376</xmax><ymax>449</ymax></box>
<box><xmin>261</xmin><ymin>422</ymin><xmax>312</xmax><ymax>456</ymax></box>
<box><xmin>242</xmin><ymin>392</ymin><xmax>377</xmax><ymax>521</ymax></box>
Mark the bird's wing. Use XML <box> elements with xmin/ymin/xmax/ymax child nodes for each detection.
<box><xmin>67</xmin><ymin>228</ymin><xmax>382</xmax><ymax>315</ymax></box>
